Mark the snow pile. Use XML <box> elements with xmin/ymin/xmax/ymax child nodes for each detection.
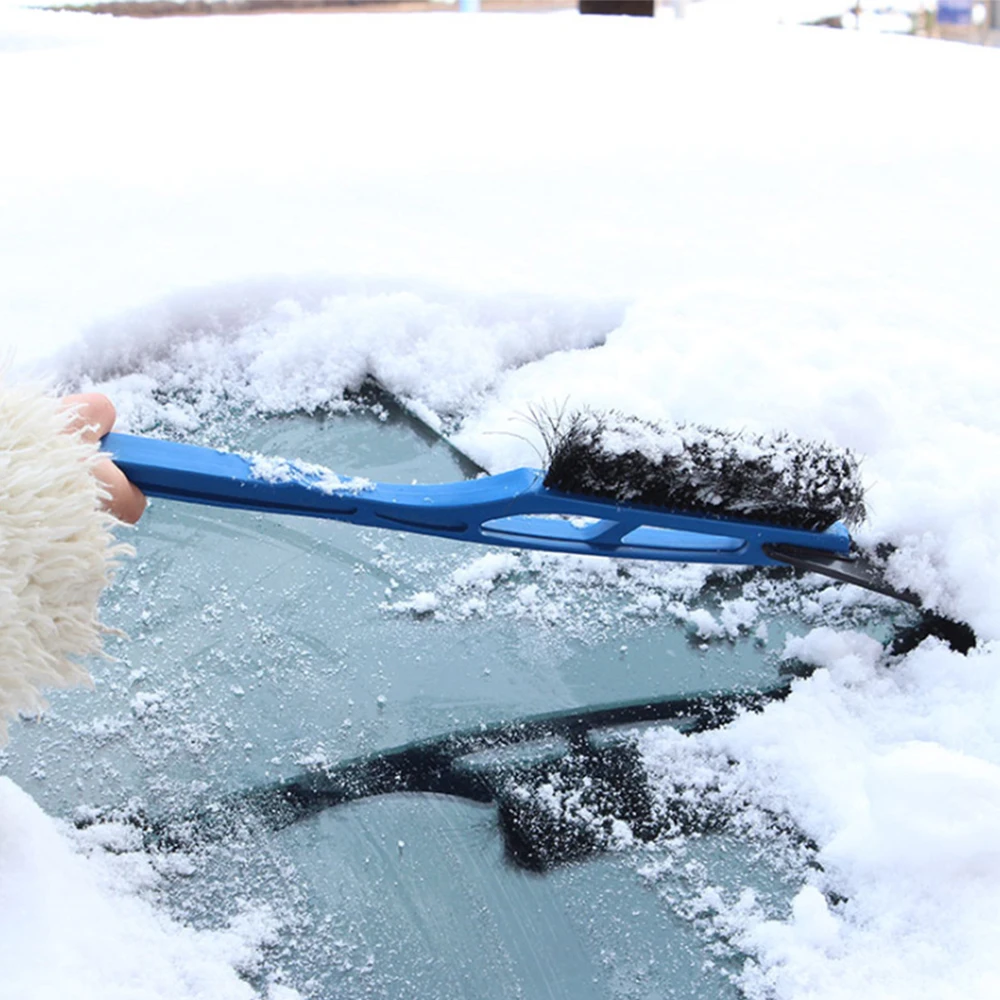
<box><xmin>637</xmin><ymin>630</ymin><xmax>1000</xmax><ymax>999</ymax></box>
<box><xmin>0</xmin><ymin>777</ymin><xmax>297</xmax><ymax>1000</ymax></box>
<box><xmin>1</xmin><ymin>4</ymin><xmax>1000</xmax><ymax>1000</ymax></box>
<box><xmin>49</xmin><ymin>280</ymin><xmax>621</xmax><ymax>431</ymax></box>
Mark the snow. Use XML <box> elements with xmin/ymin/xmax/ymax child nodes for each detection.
<box><xmin>0</xmin><ymin>776</ymin><xmax>295</xmax><ymax>1000</ymax></box>
<box><xmin>663</xmin><ymin>632</ymin><xmax>1000</xmax><ymax>999</ymax></box>
<box><xmin>1</xmin><ymin>2</ymin><xmax>1000</xmax><ymax>999</ymax></box>
<box><xmin>247</xmin><ymin>452</ymin><xmax>373</xmax><ymax>494</ymax></box>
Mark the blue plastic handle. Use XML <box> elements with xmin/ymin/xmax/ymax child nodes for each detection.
<box><xmin>102</xmin><ymin>432</ymin><xmax>851</xmax><ymax>566</ymax></box>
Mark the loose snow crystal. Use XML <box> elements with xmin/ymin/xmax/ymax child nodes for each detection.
<box><xmin>247</xmin><ymin>453</ymin><xmax>373</xmax><ymax>495</ymax></box>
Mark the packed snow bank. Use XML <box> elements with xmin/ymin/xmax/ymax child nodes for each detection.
<box><xmin>0</xmin><ymin>777</ymin><xmax>297</xmax><ymax>1000</ymax></box>
<box><xmin>638</xmin><ymin>632</ymin><xmax>1000</xmax><ymax>999</ymax></box>
<box><xmin>50</xmin><ymin>277</ymin><xmax>623</xmax><ymax>423</ymax></box>
<box><xmin>2</xmin><ymin>5</ymin><xmax>1000</xmax><ymax>1000</ymax></box>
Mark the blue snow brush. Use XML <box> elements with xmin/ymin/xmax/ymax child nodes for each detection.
<box><xmin>101</xmin><ymin>410</ymin><xmax>911</xmax><ymax>604</ymax></box>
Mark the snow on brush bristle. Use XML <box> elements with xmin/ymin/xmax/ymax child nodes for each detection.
<box><xmin>540</xmin><ymin>410</ymin><xmax>866</xmax><ymax>532</ymax></box>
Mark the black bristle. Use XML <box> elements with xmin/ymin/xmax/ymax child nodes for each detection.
<box><xmin>889</xmin><ymin>611</ymin><xmax>978</xmax><ymax>656</ymax></box>
<box><xmin>541</xmin><ymin>410</ymin><xmax>866</xmax><ymax>531</ymax></box>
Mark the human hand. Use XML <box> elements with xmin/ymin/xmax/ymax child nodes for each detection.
<box><xmin>60</xmin><ymin>393</ymin><xmax>147</xmax><ymax>524</ymax></box>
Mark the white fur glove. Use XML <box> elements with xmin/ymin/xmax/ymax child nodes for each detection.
<box><xmin>0</xmin><ymin>384</ymin><xmax>128</xmax><ymax>742</ymax></box>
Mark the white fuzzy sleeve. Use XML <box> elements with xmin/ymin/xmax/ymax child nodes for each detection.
<box><xmin>0</xmin><ymin>384</ymin><xmax>126</xmax><ymax>743</ymax></box>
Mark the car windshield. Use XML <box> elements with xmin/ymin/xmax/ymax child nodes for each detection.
<box><xmin>1</xmin><ymin>403</ymin><xmax>904</xmax><ymax>1000</ymax></box>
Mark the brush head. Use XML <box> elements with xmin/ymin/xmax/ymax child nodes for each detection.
<box><xmin>541</xmin><ymin>410</ymin><xmax>866</xmax><ymax>532</ymax></box>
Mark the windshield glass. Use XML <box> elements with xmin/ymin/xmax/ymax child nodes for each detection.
<box><xmin>1</xmin><ymin>404</ymin><xmax>904</xmax><ymax>999</ymax></box>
